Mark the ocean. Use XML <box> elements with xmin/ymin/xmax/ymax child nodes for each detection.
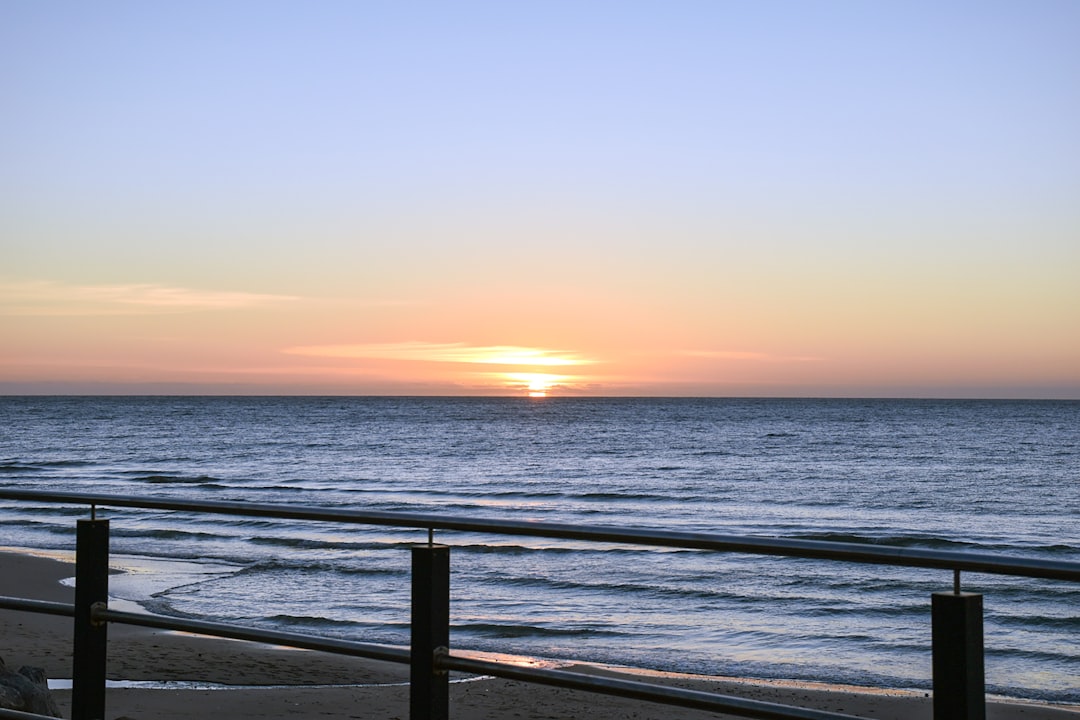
<box><xmin>0</xmin><ymin>396</ymin><xmax>1077</xmax><ymax>702</ymax></box>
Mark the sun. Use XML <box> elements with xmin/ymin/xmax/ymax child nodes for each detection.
<box><xmin>527</xmin><ymin>375</ymin><xmax>554</xmax><ymax>398</ymax></box>
<box><xmin>506</xmin><ymin>372</ymin><xmax>561</xmax><ymax>397</ymax></box>
<box><xmin>528</xmin><ymin>381</ymin><xmax>549</xmax><ymax>398</ymax></box>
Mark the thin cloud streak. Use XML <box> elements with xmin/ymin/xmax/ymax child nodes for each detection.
<box><xmin>681</xmin><ymin>350</ymin><xmax>823</xmax><ymax>363</ymax></box>
<box><xmin>0</xmin><ymin>280</ymin><xmax>300</xmax><ymax>316</ymax></box>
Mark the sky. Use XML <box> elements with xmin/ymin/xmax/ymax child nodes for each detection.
<box><xmin>2</xmin><ymin>1</ymin><xmax>1078</xmax><ymax>398</ymax></box>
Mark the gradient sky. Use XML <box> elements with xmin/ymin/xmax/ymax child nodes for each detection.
<box><xmin>2</xmin><ymin>1</ymin><xmax>1078</xmax><ymax>397</ymax></box>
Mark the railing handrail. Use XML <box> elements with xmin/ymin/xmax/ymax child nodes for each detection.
<box><xmin>1</xmin><ymin>488</ymin><xmax>1077</xmax><ymax>582</ymax></box>
<box><xmin>0</xmin><ymin>595</ymin><xmax>410</xmax><ymax>666</ymax></box>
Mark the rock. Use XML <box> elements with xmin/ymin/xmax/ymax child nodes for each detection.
<box><xmin>0</xmin><ymin>656</ymin><xmax>64</xmax><ymax>718</ymax></box>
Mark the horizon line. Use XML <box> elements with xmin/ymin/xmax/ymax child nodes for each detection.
<box><xmin>2</xmin><ymin>392</ymin><xmax>1078</xmax><ymax>402</ymax></box>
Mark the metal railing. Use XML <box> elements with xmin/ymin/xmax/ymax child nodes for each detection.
<box><xmin>1</xmin><ymin>488</ymin><xmax>1078</xmax><ymax>720</ymax></box>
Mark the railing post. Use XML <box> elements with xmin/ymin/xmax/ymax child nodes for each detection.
<box><xmin>932</xmin><ymin>590</ymin><xmax>985</xmax><ymax>720</ymax></box>
<box><xmin>73</xmin><ymin>518</ymin><xmax>110</xmax><ymax>720</ymax></box>
<box><xmin>411</xmin><ymin>543</ymin><xmax>450</xmax><ymax>720</ymax></box>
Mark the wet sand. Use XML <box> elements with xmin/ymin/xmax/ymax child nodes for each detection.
<box><xmin>1</xmin><ymin>550</ymin><xmax>1075</xmax><ymax>719</ymax></box>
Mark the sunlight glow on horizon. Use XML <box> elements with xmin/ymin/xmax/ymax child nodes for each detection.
<box><xmin>504</xmin><ymin>372</ymin><xmax>570</xmax><ymax>398</ymax></box>
<box><xmin>282</xmin><ymin>344</ymin><xmax>593</xmax><ymax>396</ymax></box>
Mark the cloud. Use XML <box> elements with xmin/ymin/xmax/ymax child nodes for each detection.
<box><xmin>284</xmin><ymin>342</ymin><xmax>596</xmax><ymax>367</ymax></box>
<box><xmin>682</xmin><ymin>350</ymin><xmax>823</xmax><ymax>363</ymax></box>
<box><xmin>0</xmin><ymin>280</ymin><xmax>299</xmax><ymax>316</ymax></box>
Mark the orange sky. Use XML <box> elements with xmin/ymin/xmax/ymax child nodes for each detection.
<box><xmin>2</xmin><ymin>272</ymin><xmax>1076</xmax><ymax>397</ymax></box>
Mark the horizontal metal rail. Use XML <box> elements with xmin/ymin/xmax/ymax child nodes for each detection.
<box><xmin>93</xmin><ymin>606</ymin><xmax>411</xmax><ymax>666</ymax></box>
<box><xmin>0</xmin><ymin>596</ymin><xmax>408</xmax><ymax>666</ymax></box>
<box><xmin>1</xmin><ymin>489</ymin><xmax>1078</xmax><ymax>581</ymax></box>
<box><xmin>0</xmin><ymin>596</ymin><xmax>74</xmax><ymax>618</ymax></box>
<box><xmin>439</xmin><ymin>653</ymin><xmax>865</xmax><ymax>720</ymax></box>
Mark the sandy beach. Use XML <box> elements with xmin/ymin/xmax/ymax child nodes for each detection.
<box><xmin>1</xmin><ymin>550</ymin><xmax>1075</xmax><ymax>720</ymax></box>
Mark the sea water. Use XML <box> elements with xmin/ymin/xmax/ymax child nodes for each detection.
<box><xmin>0</xmin><ymin>396</ymin><xmax>1077</xmax><ymax>701</ymax></box>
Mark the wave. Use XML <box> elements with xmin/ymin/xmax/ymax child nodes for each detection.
<box><xmin>991</xmin><ymin>614</ymin><xmax>1080</xmax><ymax>631</ymax></box>
<box><xmin>360</xmin><ymin>486</ymin><xmax>685</xmax><ymax>503</ymax></box>
<box><xmin>577</xmin><ymin>491</ymin><xmax>674</xmax><ymax>501</ymax></box>
<box><xmin>485</xmin><ymin>574</ymin><xmax>750</xmax><ymax>603</ymax></box>
<box><xmin>247</xmin><ymin>536</ymin><xmax>409</xmax><ymax>552</ymax></box>
<box><xmin>0</xmin><ymin>516</ymin><xmax>86</xmax><ymax>532</ymax></box>
<box><xmin>0</xmin><ymin>459</ymin><xmax>97</xmax><ymax>472</ymax></box>
<box><xmin>263</xmin><ymin>614</ymin><xmax>370</xmax><ymax>630</ymax></box>
<box><xmin>985</xmin><ymin>685</ymin><xmax>1080</xmax><ymax>706</ymax></box>
<box><xmin>421</xmin><ymin>488</ymin><xmax>567</xmax><ymax>500</ymax></box>
<box><xmin>110</xmin><ymin>527</ymin><xmax>225</xmax><ymax>542</ymax></box>
<box><xmin>987</xmin><ymin>646</ymin><xmax>1080</xmax><ymax>665</ymax></box>
<box><xmin>453</xmin><ymin>543</ymin><xmax>649</xmax><ymax>557</ymax></box>
<box><xmin>0</xmin><ymin>504</ymin><xmax>95</xmax><ymax>517</ymax></box>
<box><xmin>234</xmin><ymin>558</ymin><xmax>406</xmax><ymax>578</ymax></box>
<box><xmin>983</xmin><ymin>583</ymin><xmax>1080</xmax><ymax>602</ymax></box>
<box><xmin>794</xmin><ymin>603</ymin><xmax>928</xmax><ymax>620</ymax></box>
<box><xmin>0</xmin><ymin>461</ymin><xmax>44</xmax><ymax>474</ymax></box>
<box><xmin>138</xmin><ymin>474</ymin><xmax>225</xmax><ymax>485</ymax></box>
<box><xmin>791</xmin><ymin>532</ymin><xmax>1077</xmax><ymax>555</ymax></box>
<box><xmin>452</xmin><ymin>622</ymin><xmax>624</xmax><ymax>639</ymax></box>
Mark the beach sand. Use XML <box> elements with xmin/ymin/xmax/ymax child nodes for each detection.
<box><xmin>1</xmin><ymin>550</ymin><xmax>1075</xmax><ymax>719</ymax></box>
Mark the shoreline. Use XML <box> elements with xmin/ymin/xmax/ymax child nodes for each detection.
<box><xmin>2</xmin><ymin>549</ymin><xmax>1077</xmax><ymax>719</ymax></box>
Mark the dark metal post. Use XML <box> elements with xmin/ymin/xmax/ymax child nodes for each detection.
<box><xmin>73</xmin><ymin>519</ymin><xmax>110</xmax><ymax>720</ymax></box>
<box><xmin>411</xmin><ymin>543</ymin><xmax>449</xmax><ymax>720</ymax></box>
<box><xmin>932</xmin><ymin>591</ymin><xmax>985</xmax><ymax>720</ymax></box>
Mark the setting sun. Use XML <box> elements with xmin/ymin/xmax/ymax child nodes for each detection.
<box><xmin>505</xmin><ymin>373</ymin><xmax>563</xmax><ymax>397</ymax></box>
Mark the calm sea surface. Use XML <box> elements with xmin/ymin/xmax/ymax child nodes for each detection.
<box><xmin>1</xmin><ymin>397</ymin><xmax>1077</xmax><ymax>701</ymax></box>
